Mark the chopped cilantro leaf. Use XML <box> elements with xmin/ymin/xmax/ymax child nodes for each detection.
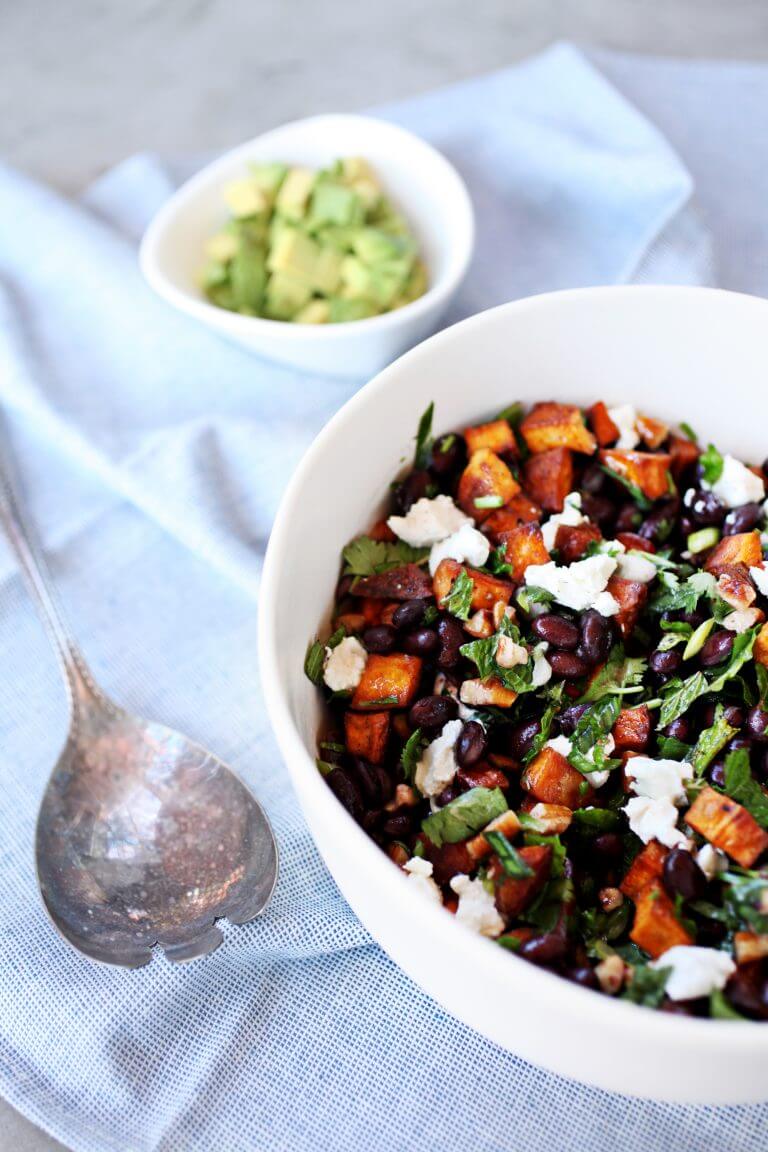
<box><xmin>700</xmin><ymin>442</ymin><xmax>724</xmax><ymax>486</ymax></box>
<box><xmin>401</xmin><ymin>728</ymin><xmax>427</xmax><ymax>783</ymax></box>
<box><xmin>342</xmin><ymin>536</ymin><xmax>428</xmax><ymax>576</ymax></box>
<box><xmin>304</xmin><ymin>639</ymin><xmax>325</xmax><ymax>685</ymax></box>
<box><xmin>440</xmin><ymin>568</ymin><xmax>474</xmax><ymax>621</ymax></box>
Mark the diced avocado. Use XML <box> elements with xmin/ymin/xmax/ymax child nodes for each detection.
<box><xmin>366</xmin><ymin>258</ymin><xmax>412</xmax><ymax>308</ymax></box>
<box><xmin>339</xmin><ymin>254</ymin><xmax>373</xmax><ymax>299</ymax></box>
<box><xmin>328</xmin><ymin>297</ymin><xmax>377</xmax><ymax>323</ymax></box>
<box><xmin>224</xmin><ymin>179</ymin><xmax>268</xmax><ymax>219</ymax></box>
<box><xmin>200</xmin><ymin>260</ymin><xmax>230</xmax><ymax>290</ymax></box>
<box><xmin>350</xmin><ymin>178</ymin><xmax>382</xmax><ymax>212</ymax></box>
<box><xmin>206</xmin><ymin>231</ymin><xmax>239</xmax><ymax>263</ymax></box>
<box><xmin>263</xmin><ymin>271</ymin><xmax>312</xmax><ymax>320</ymax></box>
<box><xmin>312</xmin><ymin>246</ymin><xmax>343</xmax><ymax>295</ymax></box>
<box><xmin>310</xmin><ymin>224</ymin><xmax>358</xmax><ymax>252</ymax></box>
<box><xmin>230</xmin><ymin>216</ymin><xmax>268</xmax><ymax>247</ymax></box>
<box><xmin>275</xmin><ymin>167</ymin><xmax>316</xmax><ymax>221</ymax></box>
<box><xmin>340</xmin><ymin>157</ymin><xmax>378</xmax><ymax>185</ymax></box>
<box><xmin>268</xmin><ymin>227</ymin><xmax>320</xmax><ymax>279</ymax></box>
<box><xmin>368</xmin><ymin>202</ymin><xmax>409</xmax><ymax>236</ymax></box>
<box><xmin>352</xmin><ymin>227</ymin><xmax>415</xmax><ymax>266</ymax></box>
<box><xmin>229</xmin><ymin>246</ymin><xmax>267</xmax><ymax>311</ymax></box>
<box><xmin>249</xmin><ymin>162</ymin><xmax>288</xmax><ymax>199</ymax></box>
<box><xmin>393</xmin><ymin>258</ymin><xmax>429</xmax><ymax>307</ymax></box>
<box><xmin>294</xmin><ymin>299</ymin><xmax>331</xmax><ymax>324</ymax></box>
<box><xmin>206</xmin><ymin>282</ymin><xmax>236</xmax><ymax>310</ymax></box>
<box><xmin>310</xmin><ymin>181</ymin><xmax>364</xmax><ymax>228</ymax></box>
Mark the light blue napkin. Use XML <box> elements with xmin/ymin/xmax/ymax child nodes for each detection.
<box><xmin>0</xmin><ymin>43</ymin><xmax>765</xmax><ymax>1152</ymax></box>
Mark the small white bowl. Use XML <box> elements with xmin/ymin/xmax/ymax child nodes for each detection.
<box><xmin>139</xmin><ymin>114</ymin><xmax>474</xmax><ymax>379</ymax></box>
<box><xmin>259</xmin><ymin>285</ymin><xmax>768</xmax><ymax>1104</ymax></box>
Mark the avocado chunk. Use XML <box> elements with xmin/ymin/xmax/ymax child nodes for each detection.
<box><xmin>310</xmin><ymin>181</ymin><xmax>364</xmax><ymax>228</ymax></box>
<box><xmin>224</xmin><ymin>179</ymin><xmax>269</xmax><ymax>219</ymax></box>
<box><xmin>264</xmin><ymin>271</ymin><xmax>312</xmax><ymax>320</ymax></box>
<box><xmin>229</xmin><ymin>245</ymin><xmax>267</xmax><ymax>311</ymax></box>
<box><xmin>249</xmin><ymin>162</ymin><xmax>288</xmax><ymax>200</ymax></box>
<box><xmin>352</xmin><ymin>227</ymin><xmax>415</xmax><ymax>266</ymax></box>
<box><xmin>275</xmin><ymin>167</ymin><xmax>316</xmax><ymax>221</ymax></box>
<box><xmin>329</xmin><ymin>297</ymin><xmax>377</xmax><ymax>323</ymax></box>
<box><xmin>295</xmin><ymin>299</ymin><xmax>331</xmax><ymax>324</ymax></box>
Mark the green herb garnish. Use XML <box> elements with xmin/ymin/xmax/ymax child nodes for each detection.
<box><xmin>700</xmin><ymin>443</ymin><xmax>724</xmax><ymax>486</ymax></box>
<box><xmin>599</xmin><ymin>466</ymin><xmax>653</xmax><ymax>511</ymax></box>
<box><xmin>421</xmin><ymin>787</ymin><xmax>508</xmax><ymax>848</ymax></box>
<box><xmin>578</xmin><ymin>644</ymin><xmax>646</xmax><ymax>703</ymax></box>
<box><xmin>689</xmin><ymin>704</ymin><xmax>738</xmax><ymax>776</ymax></box>
<box><xmin>721</xmin><ymin>748</ymin><xmax>768</xmax><ymax>829</ymax></box>
<box><xmin>440</xmin><ymin>568</ymin><xmax>475</xmax><ymax>621</ymax></box>
<box><xmin>342</xmin><ymin>536</ymin><xmax>428</xmax><ymax>576</ymax></box>
<box><xmin>414</xmin><ymin>402</ymin><xmax>434</xmax><ymax>469</ymax></box>
<box><xmin>401</xmin><ymin>728</ymin><xmax>427</xmax><ymax>783</ymax></box>
<box><xmin>485</xmin><ymin>831</ymin><xmax>534</xmax><ymax>878</ymax></box>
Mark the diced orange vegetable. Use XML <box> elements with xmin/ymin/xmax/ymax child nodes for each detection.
<box><xmin>491</xmin><ymin>844</ymin><xmax>553</xmax><ymax>918</ymax></box>
<box><xmin>630</xmin><ymin>884</ymin><xmax>693</xmax><ymax>959</ymax></box>
<box><xmin>391</xmin><ymin>712</ymin><xmax>411</xmax><ymax>742</ymax></box>
<box><xmin>521</xmin><ymin>746</ymin><xmax>593</xmax><ymax>809</ymax></box>
<box><xmin>367</xmin><ymin>518</ymin><xmax>397</xmax><ymax>542</ymax></box>
<box><xmin>612</xmin><ymin>705</ymin><xmax>652</xmax><ymax>754</ymax></box>
<box><xmin>620</xmin><ymin>840</ymin><xmax>668</xmax><ymax>900</ymax></box>
<box><xmin>600</xmin><ymin>449</ymin><xmax>673</xmax><ymax>501</ymax></box>
<box><xmin>520</xmin><ymin>402</ymin><xmax>597</xmax><ymax>455</ymax></box>
<box><xmin>433</xmin><ymin>559</ymin><xmax>514</xmax><ymax>612</ymax></box>
<box><xmin>494</xmin><ymin>522</ymin><xmax>550</xmax><ymax>582</ymax></box>
<box><xmin>668</xmin><ymin>432</ymin><xmax>700</xmax><ymax>478</ymax></box>
<box><xmin>587</xmin><ymin>401</ymin><xmax>620</xmax><ymax>447</ymax></box>
<box><xmin>457</xmin><ymin>449</ymin><xmax>521</xmax><ymax>520</ymax></box>
<box><xmin>463</xmin><ymin>419</ymin><xmax>517</xmax><ymax>458</ymax></box>
<box><xmin>717</xmin><ymin>565</ymin><xmax>757</xmax><ymax>610</ymax></box>
<box><xmin>615</xmin><ymin>531</ymin><xmax>656</xmax><ymax>554</ymax></box>
<box><xmin>734</xmin><ymin>932</ymin><xmax>768</xmax><ymax>965</ymax></box>
<box><xmin>466</xmin><ymin>809</ymin><xmax>522</xmax><ymax>862</ymax></box>
<box><xmin>523</xmin><ymin>447</ymin><xmax>574</xmax><ymax>512</ymax></box>
<box><xmin>459</xmin><ymin>677</ymin><xmax>518</xmax><ymax>708</ymax></box>
<box><xmin>344</xmin><ymin>710</ymin><xmax>391</xmax><ymax>764</ymax></box>
<box><xmin>359</xmin><ymin>598</ymin><xmax>384</xmax><ymax>625</ymax></box>
<box><xmin>685</xmin><ymin>786</ymin><xmax>768</xmax><ymax>868</ymax></box>
<box><xmin>351</xmin><ymin>653</ymin><xmax>423</xmax><ymax>711</ymax></box>
<box><xmin>554</xmin><ymin>521</ymin><xmax>603</xmax><ymax>563</ymax></box>
<box><xmin>483</xmin><ymin>494</ymin><xmax>542</xmax><ymax>540</ymax></box>
<box><xmin>704</xmin><ymin>531</ymin><xmax>763</xmax><ymax>573</ymax></box>
<box><xmin>420</xmin><ymin>837</ymin><xmax>473</xmax><ymax>886</ymax></box>
<box><xmin>379</xmin><ymin>602</ymin><xmax>400</xmax><ymax>627</ymax></box>
<box><xmin>334</xmin><ymin>611</ymin><xmax>367</xmax><ymax>634</ymax></box>
<box><xmin>636</xmin><ymin>412</ymin><xmax>669</xmax><ymax>450</ymax></box>
<box><xmin>755</xmin><ymin>622</ymin><xmax>768</xmax><ymax>667</ymax></box>
<box><xmin>606</xmin><ymin>576</ymin><xmax>648</xmax><ymax>639</ymax></box>
<box><xmin>350</xmin><ymin>564</ymin><xmax>432</xmax><ymax>600</ymax></box>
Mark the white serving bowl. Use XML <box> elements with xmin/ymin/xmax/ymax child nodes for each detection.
<box><xmin>259</xmin><ymin>286</ymin><xmax>768</xmax><ymax>1103</ymax></box>
<box><xmin>139</xmin><ymin>114</ymin><xmax>474</xmax><ymax>378</ymax></box>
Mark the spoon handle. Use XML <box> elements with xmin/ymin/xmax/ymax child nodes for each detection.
<box><xmin>0</xmin><ymin>437</ymin><xmax>95</xmax><ymax>710</ymax></box>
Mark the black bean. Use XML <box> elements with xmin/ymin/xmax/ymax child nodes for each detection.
<box><xmin>689</xmin><ymin>490</ymin><xmax>726</xmax><ymax>526</ymax></box>
<box><xmin>349</xmin><ymin>758</ymin><xmax>385</xmax><ymax>806</ymax></box>
<box><xmin>436</xmin><ymin>616</ymin><xmax>465</xmax><ymax>668</ymax></box>
<box><xmin>650</xmin><ymin>648</ymin><xmax>682</xmax><ymax>679</ymax></box>
<box><xmin>699</xmin><ymin>629</ymin><xmax>734</xmax><ymax>667</ymax></box>
<box><xmin>566</xmin><ymin>966</ymin><xmax>599</xmax><ymax>990</ymax></box>
<box><xmin>639</xmin><ymin>500</ymin><xmax>678</xmax><ymax>544</ymax></box>
<box><xmin>548</xmin><ymin>651</ymin><xmax>590</xmax><ymax>679</ymax></box>
<box><xmin>519</xmin><ymin>932</ymin><xmax>567</xmax><ymax>966</ymax></box>
<box><xmin>580</xmin><ymin>462</ymin><xmax>606</xmax><ymax>495</ymax></box>
<box><xmin>391</xmin><ymin>469</ymin><xmax>432</xmax><ymax>515</ymax></box>
<box><xmin>723</xmin><ymin>502</ymin><xmax>762</xmax><ymax>536</ymax></box>
<box><xmin>456</xmin><ymin>721</ymin><xmax>487</xmax><ymax>768</ymax></box>
<box><xmin>392</xmin><ymin>599</ymin><xmax>428</xmax><ymax>630</ymax></box>
<box><xmin>615</xmin><ymin>502</ymin><xmax>643</xmax><ymax>533</ymax></box>
<box><xmin>434</xmin><ymin>784</ymin><xmax>458</xmax><ymax>808</ymax></box>
<box><xmin>326</xmin><ymin>769</ymin><xmax>363</xmax><ymax>821</ymax></box>
<box><xmin>381</xmin><ymin>812</ymin><xmax>415</xmax><ymax>839</ymax></box>
<box><xmin>701</xmin><ymin>701</ymin><xmax>744</xmax><ymax>728</ymax></box>
<box><xmin>661</xmin><ymin>1000</ymin><xmax>698</xmax><ymax>1017</ymax></box>
<box><xmin>557</xmin><ymin>704</ymin><xmax>589</xmax><ymax>736</ymax></box>
<box><xmin>663</xmin><ymin>846</ymin><xmax>707</xmax><ymax>901</ymax></box>
<box><xmin>725</xmin><ymin>964</ymin><xmax>768</xmax><ymax>1021</ymax></box>
<box><xmin>531</xmin><ymin>613</ymin><xmax>580</xmax><ymax>650</ymax></box>
<box><xmin>336</xmin><ymin>574</ymin><xmax>354</xmax><ymax>601</ymax></box>
<box><xmin>362</xmin><ymin>624</ymin><xmax>397</xmax><ymax>654</ymax></box>
<box><xmin>430</xmin><ymin>432</ymin><xmax>466</xmax><ymax>476</ymax></box>
<box><xmin>727</xmin><ymin>736</ymin><xmax>752</xmax><ymax>754</ymax></box>
<box><xmin>580</xmin><ymin>493</ymin><xmax>616</xmax><ymax>527</ymax></box>
<box><xmin>507</xmin><ymin>717</ymin><xmax>541</xmax><ymax>760</ymax></box>
<box><xmin>663</xmin><ymin>716</ymin><xmax>690</xmax><ymax>743</ymax></box>
<box><xmin>403</xmin><ymin>627</ymin><xmax>438</xmax><ymax>656</ymax></box>
<box><xmin>747</xmin><ymin>707</ymin><xmax>768</xmax><ymax>743</ymax></box>
<box><xmin>708</xmin><ymin>760</ymin><xmax>727</xmax><ymax>788</ymax></box>
<box><xmin>409</xmin><ymin>694</ymin><xmax>458</xmax><ymax>730</ymax></box>
<box><xmin>579</xmin><ymin>609</ymin><xmax>612</xmax><ymax>665</ymax></box>
<box><xmin>593</xmin><ymin>833</ymin><xmax>622</xmax><ymax>862</ymax></box>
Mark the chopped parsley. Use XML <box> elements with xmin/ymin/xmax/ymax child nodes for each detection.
<box><xmin>700</xmin><ymin>442</ymin><xmax>724</xmax><ymax>486</ymax></box>
<box><xmin>342</xmin><ymin>535</ymin><xmax>428</xmax><ymax>576</ymax></box>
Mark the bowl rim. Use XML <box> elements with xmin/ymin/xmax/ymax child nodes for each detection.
<box><xmin>139</xmin><ymin>112</ymin><xmax>475</xmax><ymax>342</ymax></box>
<box><xmin>259</xmin><ymin>284</ymin><xmax>768</xmax><ymax>1063</ymax></box>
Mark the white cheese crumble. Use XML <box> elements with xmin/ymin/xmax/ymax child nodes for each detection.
<box><xmin>546</xmin><ymin>735</ymin><xmax>573</xmax><ymax>757</ymax></box>
<box><xmin>622</xmin><ymin>756</ymin><xmax>693</xmax><ymax>849</ymax></box>
<box><xmin>702</xmin><ymin>454</ymin><xmax>765</xmax><ymax>509</ymax></box>
<box><xmin>617</xmin><ymin>551</ymin><xmax>657</xmax><ymax>584</ymax></box>
<box><xmin>388</xmin><ymin>494</ymin><xmax>470</xmax><ymax>547</ymax></box>
<box><xmin>722</xmin><ymin>607</ymin><xmax>763</xmax><ymax>633</ymax></box>
<box><xmin>531</xmin><ymin>644</ymin><xmax>553</xmax><ymax>688</ymax></box>
<box><xmin>323</xmin><ymin>636</ymin><xmax>367</xmax><ymax>692</ymax></box>
<box><xmin>696</xmin><ymin>843</ymin><xmax>728</xmax><ymax>881</ymax></box>
<box><xmin>414</xmin><ymin>718</ymin><xmax>463</xmax><ymax>798</ymax></box>
<box><xmin>541</xmin><ymin>491</ymin><xmax>588</xmax><ymax>551</ymax></box>
<box><xmin>450</xmin><ymin>874</ymin><xmax>505</xmax><ymax>938</ymax></box>
<box><xmin>546</xmin><ymin>735</ymin><xmax>613</xmax><ymax>788</ymax></box>
<box><xmin>404</xmin><ymin>857</ymin><xmax>442</xmax><ymax>904</ymax></box>
<box><xmin>750</xmin><ymin>564</ymin><xmax>768</xmax><ymax>598</ymax></box>
<box><xmin>429</xmin><ymin>522</ymin><xmax>490</xmax><ymax>575</ymax></box>
<box><xmin>608</xmin><ymin>404</ymin><xmax>640</xmax><ymax>450</ymax></box>
<box><xmin>496</xmin><ymin>634</ymin><xmax>529</xmax><ymax>668</ymax></box>
<box><xmin>650</xmin><ymin>946</ymin><xmax>736</xmax><ymax>1001</ymax></box>
<box><xmin>524</xmin><ymin>554</ymin><xmax>619</xmax><ymax>616</ymax></box>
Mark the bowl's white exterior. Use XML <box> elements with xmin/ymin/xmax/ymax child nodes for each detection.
<box><xmin>259</xmin><ymin>286</ymin><xmax>768</xmax><ymax>1103</ymax></box>
<box><xmin>139</xmin><ymin>114</ymin><xmax>474</xmax><ymax>378</ymax></box>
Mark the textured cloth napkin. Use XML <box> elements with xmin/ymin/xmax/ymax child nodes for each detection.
<box><xmin>1</xmin><ymin>43</ymin><xmax>767</xmax><ymax>1152</ymax></box>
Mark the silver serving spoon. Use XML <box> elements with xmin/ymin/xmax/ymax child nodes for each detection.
<box><xmin>0</xmin><ymin>442</ymin><xmax>277</xmax><ymax>967</ymax></box>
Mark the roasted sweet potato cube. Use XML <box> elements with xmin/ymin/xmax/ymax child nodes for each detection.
<box><xmin>685</xmin><ymin>786</ymin><xmax>768</xmax><ymax>868</ymax></box>
<box><xmin>334</xmin><ymin>611</ymin><xmax>367</xmax><ymax>634</ymax></box>
<box><xmin>344</xmin><ymin>710</ymin><xmax>391</xmax><ymax>764</ymax></box>
<box><xmin>620</xmin><ymin>840</ymin><xmax>668</xmax><ymax>900</ymax></box>
<box><xmin>755</xmin><ymin>623</ymin><xmax>768</xmax><ymax>667</ymax></box>
<box><xmin>463</xmin><ymin>419</ymin><xmax>518</xmax><ymax>458</ymax></box>
<box><xmin>466</xmin><ymin>809</ymin><xmax>521</xmax><ymax>862</ymax></box>
<box><xmin>734</xmin><ymin>932</ymin><xmax>768</xmax><ymax>965</ymax></box>
<box><xmin>350</xmin><ymin>564</ymin><xmax>432</xmax><ymax>601</ymax></box>
<box><xmin>615</xmin><ymin>531</ymin><xmax>656</xmax><ymax>554</ymax></box>
<box><xmin>491</xmin><ymin>844</ymin><xmax>553</xmax><ymax>919</ymax></box>
<box><xmin>483</xmin><ymin>493</ymin><xmax>542</xmax><ymax>538</ymax></box>
<box><xmin>587</xmin><ymin>401</ymin><xmax>620</xmax><ymax>447</ymax></box>
<box><xmin>668</xmin><ymin>432</ymin><xmax>700</xmax><ymax>478</ymax></box>
<box><xmin>420</xmin><ymin>837</ymin><xmax>473</xmax><ymax>887</ymax></box>
<box><xmin>359</xmin><ymin>598</ymin><xmax>384</xmax><ymax>625</ymax></box>
<box><xmin>606</xmin><ymin>576</ymin><xmax>648</xmax><ymax>639</ymax></box>
<box><xmin>636</xmin><ymin>413</ymin><xmax>669</xmax><ymax>450</ymax></box>
<box><xmin>600</xmin><ymin>449</ymin><xmax>673</xmax><ymax>501</ymax></box>
<box><xmin>555</xmin><ymin>521</ymin><xmax>603</xmax><ymax>563</ymax></box>
<box><xmin>612</xmin><ymin>705</ymin><xmax>652</xmax><ymax>754</ymax></box>
<box><xmin>433</xmin><ymin>559</ymin><xmax>514</xmax><ymax>612</ymax></box>
<box><xmin>367</xmin><ymin>518</ymin><xmax>397</xmax><ymax>542</ymax></box>
<box><xmin>523</xmin><ymin>447</ymin><xmax>574</xmax><ymax>512</ymax></box>
<box><xmin>521</xmin><ymin>746</ymin><xmax>592</xmax><ymax>809</ymax></box>
<box><xmin>459</xmin><ymin>677</ymin><xmax>517</xmax><ymax>708</ymax></box>
<box><xmin>457</xmin><ymin>449</ymin><xmax>521</xmax><ymax>520</ymax></box>
<box><xmin>520</xmin><ymin>402</ymin><xmax>596</xmax><ymax>455</ymax></box>
<box><xmin>629</xmin><ymin>884</ymin><xmax>693</xmax><ymax>959</ymax></box>
<box><xmin>495</xmin><ymin>522</ymin><xmax>550</xmax><ymax>582</ymax></box>
<box><xmin>704</xmin><ymin>531</ymin><xmax>763</xmax><ymax>574</ymax></box>
<box><xmin>351</xmin><ymin>653</ymin><xmax>422</xmax><ymax>711</ymax></box>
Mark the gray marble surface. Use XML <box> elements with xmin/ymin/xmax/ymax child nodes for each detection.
<box><xmin>2</xmin><ymin>1</ymin><xmax>768</xmax><ymax>1149</ymax></box>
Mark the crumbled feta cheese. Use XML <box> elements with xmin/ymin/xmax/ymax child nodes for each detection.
<box><xmin>496</xmin><ymin>634</ymin><xmax>529</xmax><ymax>668</ymax></box>
<box><xmin>624</xmin><ymin>796</ymin><xmax>689</xmax><ymax>849</ymax></box>
<box><xmin>323</xmin><ymin>636</ymin><xmax>367</xmax><ymax>692</ymax></box>
<box><xmin>541</xmin><ymin>491</ymin><xmax>588</xmax><ymax>551</ymax></box>
<box><xmin>429</xmin><ymin>521</ymin><xmax>490</xmax><ymax>575</ymax></box>
<box><xmin>414</xmin><ymin>718</ymin><xmax>462</xmax><ymax>798</ymax></box>
<box><xmin>584</xmin><ymin>734</ymin><xmax>616</xmax><ymax>789</ymax></box>
<box><xmin>696</xmin><ymin>843</ymin><xmax>728</xmax><ymax>881</ymax></box>
<box><xmin>608</xmin><ymin>404</ymin><xmax>640</xmax><ymax>450</ymax></box>
<box><xmin>388</xmin><ymin>495</ymin><xmax>470</xmax><ymax>547</ymax></box>
<box><xmin>683</xmin><ymin>487</ymin><xmax>696</xmax><ymax>507</ymax></box>
<box><xmin>750</xmin><ymin>564</ymin><xmax>768</xmax><ymax>598</ymax></box>
<box><xmin>702</xmin><ymin>454</ymin><xmax>765</xmax><ymax>509</ymax></box>
<box><xmin>404</xmin><ymin>857</ymin><xmax>442</xmax><ymax>904</ymax></box>
<box><xmin>650</xmin><ymin>946</ymin><xmax>736</xmax><ymax>1001</ymax></box>
<box><xmin>622</xmin><ymin>756</ymin><xmax>693</xmax><ymax>848</ymax></box>
<box><xmin>531</xmin><ymin>644</ymin><xmax>552</xmax><ymax>688</ymax></box>
<box><xmin>450</xmin><ymin>874</ymin><xmax>505</xmax><ymax>938</ymax></box>
<box><xmin>546</xmin><ymin>735</ymin><xmax>573</xmax><ymax>757</ymax></box>
<box><xmin>525</xmin><ymin>554</ymin><xmax>619</xmax><ymax>616</ymax></box>
<box><xmin>722</xmin><ymin>607</ymin><xmax>763</xmax><ymax>633</ymax></box>
<box><xmin>617</xmin><ymin>551</ymin><xmax>657</xmax><ymax>583</ymax></box>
